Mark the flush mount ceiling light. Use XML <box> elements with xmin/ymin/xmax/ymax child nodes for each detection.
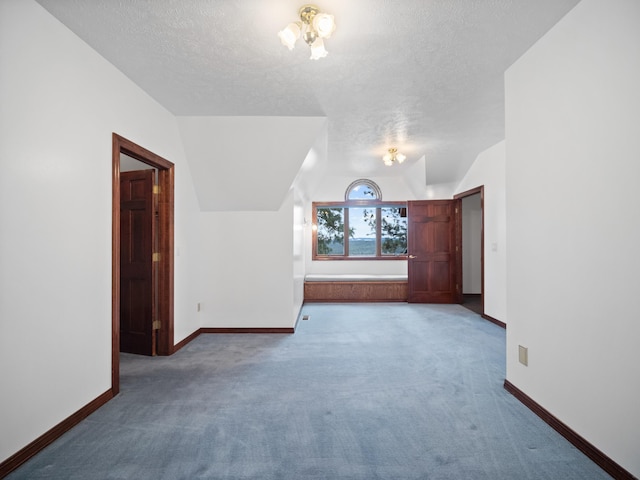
<box><xmin>278</xmin><ymin>5</ymin><xmax>336</xmax><ymax>60</ymax></box>
<box><xmin>383</xmin><ymin>148</ymin><xmax>406</xmax><ymax>166</ymax></box>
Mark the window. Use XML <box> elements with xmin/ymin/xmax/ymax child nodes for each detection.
<box><xmin>345</xmin><ymin>179</ymin><xmax>381</xmax><ymax>201</ymax></box>
<box><xmin>313</xmin><ymin>180</ymin><xmax>407</xmax><ymax>260</ymax></box>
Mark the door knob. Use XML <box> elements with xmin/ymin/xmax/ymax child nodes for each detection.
<box><xmin>408</xmin><ymin>255</ymin><xmax>417</xmax><ymax>259</ymax></box>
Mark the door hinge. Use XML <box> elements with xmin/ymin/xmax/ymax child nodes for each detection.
<box><xmin>455</xmin><ymin>207</ymin><xmax>459</xmax><ymax>214</ymax></box>
<box><xmin>152</xmin><ymin>252</ymin><xmax>161</xmax><ymax>262</ymax></box>
<box><xmin>153</xmin><ymin>185</ymin><xmax>160</xmax><ymax>194</ymax></box>
<box><xmin>153</xmin><ymin>320</ymin><xmax>161</xmax><ymax>330</ymax></box>
<box><xmin>456</xmin><ymin>284</ymin><xmax>459</xmax><ymax>291</ymax></box>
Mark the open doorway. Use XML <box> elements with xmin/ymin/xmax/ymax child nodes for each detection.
<box><xmin>112</xmin><ymin>133</ymin><xmax>175</xmax><ymax>395</ymax></box>
<box><xmin>454</xmin><ymin>187</ymin><xmax>484</xmax><ymax>316</ymax></box>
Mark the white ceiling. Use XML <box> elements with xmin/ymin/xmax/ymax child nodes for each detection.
<box><xmin>35</xmin><ymin>0</ymin><xmax>580</xmax><ymax>185</ymax></box>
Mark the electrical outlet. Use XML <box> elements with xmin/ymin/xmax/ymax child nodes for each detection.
<box><xmin>518</xmin><ymin>345</ymin><xmax>528</xmax><ymax>366</ymax></box>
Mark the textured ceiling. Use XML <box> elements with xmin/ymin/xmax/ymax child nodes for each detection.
<box><xmin>35</xmin><ymin>0</ymin><xmax>580</xmax><ymax>185</ymax></box>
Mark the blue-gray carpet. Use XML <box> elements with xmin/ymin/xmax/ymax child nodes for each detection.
<box><xmin>7</xmin><ymin>304</ymin><xmax>610</xmax><ymax>479</ymax></box>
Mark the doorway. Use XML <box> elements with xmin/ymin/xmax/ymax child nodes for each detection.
<box><xmin>454</xmin><ymin>187</ymin><xmax>484</xmax><ymax>315</ymax></box>
<box><xmin>112</xmin><ymin>133</ymin><xmax>175</xmax><ymax>395</ymax></box>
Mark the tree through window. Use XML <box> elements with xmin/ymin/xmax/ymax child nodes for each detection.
<box><xmin>313</xmin><ymin>180</ymin><xmax>407</xmax><ymax>260</ymax></box>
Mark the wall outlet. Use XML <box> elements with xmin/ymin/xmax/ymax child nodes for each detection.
<box><xmin>518</xmin><ymin>345</ymin><xmax>528</xmax><ymax>366</ymax></box>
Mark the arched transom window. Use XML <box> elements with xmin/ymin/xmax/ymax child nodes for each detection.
<box><xmin>345</xmin><ymin>179</ymin><xmax>382</xmax><ymax>201</ymax></box>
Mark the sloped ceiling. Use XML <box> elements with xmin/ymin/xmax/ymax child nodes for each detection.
<box><xmin>35</xmin><ymin>0</ymin><xmax>581</xmax><ymax>190</ymax></box>
<box><xmin>177</xmin><ymin>116</ymin><xmax>327</xmax><ymax>211</ymax></box>
<box><xmin>291</xmin><ymin>121</ymin><xmax>329</xmax><ymax>203</ymax></box>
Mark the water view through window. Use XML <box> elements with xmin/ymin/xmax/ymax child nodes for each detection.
<box><xmin>313</xmin><ymin>179</ymin><xmax>407</xmax><ymax>259</ymax></box>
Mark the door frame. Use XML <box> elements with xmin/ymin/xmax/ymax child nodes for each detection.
<box><xmin>453</xmin><ymin>186</ymin><xmax>484</xmax><ymax>315</ymax></box>
<box><xmin>112</xmin><ymin>133</ymin><xmax>175</xmax><ymax>395</ymax></box>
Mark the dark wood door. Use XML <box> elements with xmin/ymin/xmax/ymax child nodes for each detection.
<box><xmin>407</xmin><ymin>200</ymin><xmax>460</xmax><ymax>303</ymax></box>
<box><xmin>120</xmin><ymin>169</ymin><xmax>156</xmax><ymax>355</ymax></box>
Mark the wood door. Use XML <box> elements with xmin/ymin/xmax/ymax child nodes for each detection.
<box><xmin>120</xmin><ymin>169</ymin><xmax>156</xmax><ymax>355</ymax></box>
<box><xmin>407</xmin><ymin>200</ymin><xmax>461</xmax><ymax>303</ymax></box>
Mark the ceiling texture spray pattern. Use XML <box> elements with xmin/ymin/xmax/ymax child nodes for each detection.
<box><xmin>36</xmin><ymin>0</ymin><xmax>580</xmax><ymax>183</ymax></box>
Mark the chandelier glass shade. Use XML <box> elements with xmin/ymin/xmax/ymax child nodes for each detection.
<box><xmin>278</xmin><ymin>5</ymin><xmax>335</xmax><ymax>60</ymax></box>
<box><xmin>383</xmin><ymin>148</ymin><xmax>406</xmax><ymax>166</ymax></box>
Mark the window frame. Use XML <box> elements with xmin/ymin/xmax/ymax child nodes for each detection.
<box><xmin>312</xmin><ymin>200</ymin><xmax>408</xmax><ymax>261</ymax></box>
<box><xmin>345</xmin><ymin>178</ymin><xmax>382</xmax><ymax>202</ymax></box>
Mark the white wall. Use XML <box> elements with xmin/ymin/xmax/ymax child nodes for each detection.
<box><xmin>405</xmin><ymin>154</ymin><xmax>460</xmax><ymax>200</ymax></box>
<box><xmin>194</xmin><ymin>129</ymin><xmax>330</xmax><ymax>330</ymax></box>
<box><xmin>0</xmin><ymin>0</ymin><xmax>201</xmax><ymax>463</ymax></box>
<box><xmin>455</xmin><ymin>141</ymin><xmax>507</xmax><ymax>322</ymax></box>
<box><xmin>505</xmin><ymin>0</ymin><xmax>640</xmax><ymax>475</ymax></box>
<box><xmin>461</xmin><ymin>195</ymin><xmax>482</xmax><ymax>294</ymax></box>
<box><xmin>197</xmin><ymin>192</ymin><xmax>297</xmax><ymax>329</ymax></box>
<box><xmin>292</xmin><ymin>136</ymin><xmax>328</xmax><ymax>316</ymax></box>
<box><xmin>292</xmin><ymin>188</ymin><xmax>306</xmax><ymax>320</ymax></box>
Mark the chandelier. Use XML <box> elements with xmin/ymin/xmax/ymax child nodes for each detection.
<box><xmin>278</xmin><ymin>5</ymin><xmax>336</xmax><ymax>60</ymax></box>
<box><xmin>383</xmin><ymin>148</ymin><xmax>406</xmax><ymax>166</ymax></box>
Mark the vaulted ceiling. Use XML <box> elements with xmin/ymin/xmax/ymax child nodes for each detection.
<box><xmin>36</xmin><ymin>0</ymin><xmax>580</xmax><ymax>189</ymax></box>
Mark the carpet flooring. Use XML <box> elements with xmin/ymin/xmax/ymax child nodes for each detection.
<box><xmin>6</xmin><ymin>303</ymin><xmax>610</xmax><ymax>479</ymax></box>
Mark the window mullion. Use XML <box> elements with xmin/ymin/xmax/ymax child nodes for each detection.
<box><xmin>344</xmin><ymin>207</ymin><xmax>350</xmax><ymax>257</ymax></box>
<box><xmin>376</xmin><ymin>208</ymin><xmax>382</xmax><ymax>257</ymax></box>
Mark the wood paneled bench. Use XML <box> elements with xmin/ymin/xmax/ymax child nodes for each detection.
<box><xmin>304</xmin><ymin>274</ymin><xmax>408</xmax><ymax>302</ymax></box>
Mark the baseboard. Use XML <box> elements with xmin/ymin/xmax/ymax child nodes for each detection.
<box><xmin>0</xmin><ymin>389</ymin><xmax>114</xmax><ymax>479</ymax></box>
<box><xmin>304</xmin><ymin>298</ymin><xmax>407</xmax><ymax>303</ymax></box>
<box><xmin>173</xmin><ymin>325</ymin><xmax>296</xmax><ymax>354</ymax></box>
<box><xmin>503</xmin><ymin>380</ymin><xmax>636</xmax><ymax>480</ymax></box>
<box><xmin>200</xmin><ymin>327</ymin><xmax>295</xmax><ymax>334</ymax></box>
<box><xmin>172</xmin><ymin>328</ymin><xmax>201</xmax><ymax>353</ymax></box>
<box><xmin>482</xmin><ymin>313</ymin><xmax>506</xmax><ymax>329</ymax></box>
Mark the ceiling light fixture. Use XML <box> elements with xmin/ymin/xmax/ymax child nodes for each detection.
<box><xmin>383</xmin><ymin>148</ymin><xmax>406</xmax><ymax>166</ymax></box>
<box><xmin>278</xmin><ymin>5</ymin><xmax>336</xmax><ymax>60</ymax></box>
